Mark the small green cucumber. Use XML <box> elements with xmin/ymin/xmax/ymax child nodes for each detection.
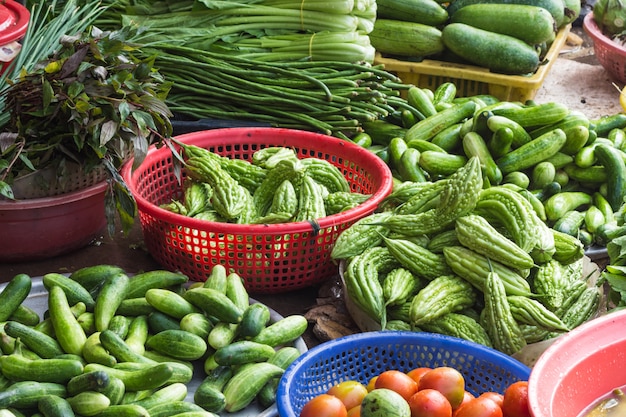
<box><xmin>0</xmin><ymin>274</ymin><xmax>32</xmax><ymax>322</ymax></box>
<box><xmin>145</xmin><ymin>329</ymin><xmax>208</xmax><ymax>361</ymax></box>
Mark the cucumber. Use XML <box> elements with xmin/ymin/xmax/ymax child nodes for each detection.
<box><xmin>441</xmin><ymin>23</ymin><xmax>540</xmax><ymax>75</ymax></box>
<box><xmin>450</xmin><ymin>4</ymin><xmax>556</xmax><ymax>44</ymax></box>
<box><xmin>237</xmin><ymin>303</ymin><xmax>271</xmax><ymax>339</ymax></box>
<box><xmin>446</xmin><ymin>0</ymin><xmax>566</xmax><ymax>28</ymax></box>
<box><xmin>406</xmin><ymin>101</ymin><xmax>477</xmax><ymax>143</ymax></box>
<box><xmin>83</xmin><ymin>363</ymin><xmax>174</xmax><ymax>392</ymax></box>
<box><xmin>251</xmin><ymin>315</ymin><xmax>308</xmax><ymax>347</ymax></box>
<box><xmin>145</xmin><ymin>329</ymin><xmax>208</xmax><ymax>361</ymax></box>
<box><xmin>38</xmin><ymin>395</ymin><xmax>75</xmax><ymax>417</ymax></box>
<box><xmin>496</xmin><ymin>129</ymin><xmax>568</xmax><ymax>174</ymax></box>
<box><xmin>376</xmin><ymin>0</ymin><xmax>449</xmax><ymax>25</ymax></box>
<box><xmin>125</xmin><ymin>270</ymin><xmax>189</xmax><ymax>299</ymax></box>
<box><xmin>593</xmin><ymin>144</ymin><xmax>626</xmax><ymax>211</ymax></box>
<box><xmin>42</xmin><ymin>273</ymin><xmax>96</xmax><ymax>311</ymax></box>
<box><xmin>183</xmin><ymin>287</ymin><xmax>244</xmax><ymax>324</ymax></box>
<box><xmin>213</xmin><ymin>340</ymin><xmax>276</xmax><ymax>366</ymax></box>
<box><xmin>0</xmin><ymin>274</ymin><xmax>32</xmax><ymax>322</ymax></box>
<box><xmin>3</xmin><ymin>321</ymin><xmax>64</xmax><ymax>359</ymax></box>
<box><xmin>145</xmin><ymin>288</ymin><xmax>200</xmax><ymax>320</ymax></box>
<box><xmin>0</xmin><ymin>381</ymin><xmax>67</xmax><ymax>409</ymax></box>
<box><xmin>369</xmin><ymin>19</ymin><xmax>444</xmax><ymax>58</ymax></box>
<box><xmin>66</xmin><ymin>391</ymin><xmax>110</xmax><ymax>416</ymax></box>
<box><xmin>0</xmin><ymin>355</ymin><xmax>84</xmax><ymax>384</ymax></box>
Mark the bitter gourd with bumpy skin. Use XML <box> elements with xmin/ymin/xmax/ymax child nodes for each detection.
<box><xmin>185</xmin><ymin>156</ymin><xmax>249</xmax><ymax>220</ymax></box>
<box><xmin>330</xmin><ymin>211</ymin><xmax>393</xmax><ymax>260</ymax></box>
<box><xmin>481</xmin><ymin>271</ymin><xmax>527</xmax><ymax>355</ymax></box>
<box><xmin>382</xmin><ymin>268</ymin><xmax>418</xmax><ymax>307</ymax></box>
<box><xmin>343</xmin><ymin>251</ymin><xmax>387</xmax><ymax>329</ymax></box>
<box><xmin>455</xmin><ymin>214</ymin><xmax>535</xmax><ymax>270</ymax></box>
<box><xmin>443</xmin><ymin>246</ymin><xmax>533</xmax><ymax>296</ymax></box>
<box><xmin>421</xmin><ymin>312</ymin><xmax>492</xmax><ymax>347</ymax></box>
<box><xmin>409</xmin><ymin>275</ymin><xmax>477</xmax><ymax>326</ymax></box>
<box><xmin>383</xmin><ymin>236</ymin><xmax>452</xmax><ymax>281</ymax></box>
<box><xmin>378</xmin><ymin>157</ymin><xmax>483</xmax><ymax>236</ymax></box>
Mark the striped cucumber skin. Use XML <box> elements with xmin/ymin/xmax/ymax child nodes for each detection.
<box><xmin>442</xmin><ymin>23</ymin><xmax>540</xmax><ymax>75</ymax></box>
<box><xmin>450</xmin><ymin>4</ymin><xmax>556</xmax><ymax>45</ymax></box>
<box><xmin>369</xmin><ymin>19</ymin><xmax>444</xmax><ymax>58</ymax></box>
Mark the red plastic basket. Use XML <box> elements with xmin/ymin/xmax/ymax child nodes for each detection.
<box><xmin>584</xmin><ymin>12</ymin><xmax>626</xmax><ymax>83</ymax></box>
<box><xmin>122</xmin><ymin>127</ymin><xmax>393</xmax><ymax>293</ymax></box>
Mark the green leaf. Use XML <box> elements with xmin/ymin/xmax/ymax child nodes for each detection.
<box><xmin>42</xmin><ymin>79</ymin><xmax>54</xmax><ymax>111</ymax></box>
<box><xmin>100</xmin><ymin>120</ymin><xmax>118</xmax><ymax>147</ymax></box>
<box><xmin>0</xmin><ymin>181</ymin><xmax>15</xmax><ymax>199</ymax></box>
<box><xmin>118</xmin><ymin>101</ymin><xmax>130</xmax><ymax>123</ymax></box>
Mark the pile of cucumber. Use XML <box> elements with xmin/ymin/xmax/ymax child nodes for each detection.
<box><xmin>369</xmin><ymin>0</ymin><xmax>578</xmax><ymax>74</ymax></box>
<box><xmin>361</xmin><ymin>84</ymin><xmax>626</xmax><ymax>250</ymax></box>
<box><xmin>0</xmin><ymin>265</ymin><xmax>308</xmax><ymax>416</ymax></box>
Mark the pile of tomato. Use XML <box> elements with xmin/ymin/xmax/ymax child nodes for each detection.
<box><xmin>299</xmin><ymin>366</ymin><xmax>530</xmax><ymax>417</ymax></box>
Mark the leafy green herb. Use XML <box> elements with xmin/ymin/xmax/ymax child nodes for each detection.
<box><xmin>0</xmin><ymin>25</ymin><xmax>173</xmax><ymax>234</ymax></box>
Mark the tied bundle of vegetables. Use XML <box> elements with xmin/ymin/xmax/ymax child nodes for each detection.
<box><xmin>139</xmin><ymin>44</ymin><xmax>419</xmax><ymax>138</ymax></box>
<box><xmin>113</xmin><ymin>0</ymin><xmax>377</xmax><ymax>63</ymax></box>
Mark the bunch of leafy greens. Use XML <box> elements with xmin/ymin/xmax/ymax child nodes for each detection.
<box><xmin>0</xmin><ymin>25</ymin><xmax>173</xmax><ymax>235</ymax></box>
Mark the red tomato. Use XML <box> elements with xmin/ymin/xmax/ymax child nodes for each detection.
<box><xmin>419</xmin><ymin>367</ymin><xmax>466</xmax><ymax>409</ymax></box>
<box><xmin>502</xmin><ymin>381</ymin><xmax>530</xmax><ymax>417</ymax></box>
<box><xmin>454</xmin><ymin>396</ymin><xmax>503</xmax><ymax>417</ymax></box>
<box><xmin>300</xmin><ymin>394</ymin><xmax>348</xmax><ymax>417</ymax></box>
<box><xmin>408</xmin><ymin>388</ymin><xmax>453</xmax><ymax>417</ymax></box>
<box><xmin>327</xmin><ymin>380</ymin><xmax>369</xmax><ymax>410</ymax></box>
<box><xmin>479</xmin><ymin>392</ymin><xmax>504</xmax><ymax>409</ymax></box>
<box><xmin>407</xmin><ymin>367</ymin><xmax>433</xmax><ymax>388</ymax></box>
<box><xmin>453</xmin><ymin>391</ymin><xmax>476</xmax><ymax>416</ymax></box>
<box><xmin>374</xmin><ymin>370</ymin><xmax>419</xmax><ymax>401</ymax></box>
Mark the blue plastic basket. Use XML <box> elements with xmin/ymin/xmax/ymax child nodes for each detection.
<box><xmin>276</xmin><ymin>331</ymin><xmax>531</xmax><ymax>417</ymax></box>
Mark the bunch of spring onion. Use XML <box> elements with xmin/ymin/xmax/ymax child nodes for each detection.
<box><xmin>0</xmin><ymin>0</ymin><xmax>105</xmax><ymax>129</ymax></box>
<box><xmin>139</xmin><ymin>43</ymin><xmax>418</xmax><ymax>139</ymax></box>
<box><xmin>113</xmin><ymin>0</ymin><xmax>377</xmax><ymax>62</ymax></box>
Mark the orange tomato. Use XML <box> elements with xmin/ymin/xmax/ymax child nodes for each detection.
<box><xmin>479</xmin><ymin>392</ymin><xmax>504</xmax><ymax>409</ymax></box>
<box><xmin>300</xmin><ymin>393</ymin><xmax>348</xmax><ymax>417</ymax></box>
<box><xmin>407</xmin><ymin>367</ymin><xmax>433</xmax><ymax>388</ymax></box>
<box><xmin>327</xmin><ymin>380</ymin><xmax>369</xmax><ymax>410</ymax></box>
<box><xmin>419</xmin><ymin>367</ymin><xmax>466</xmax><ymax>410</ymax></box>
<box><xmin>501</xmin><ymin>381</ymin><xmax>530</xmax><ymax>417</ymax></box>
<box><xmin>408</xmin><ymin>388</ymin><xmax>453</xmax><ymax>417</ymax></box>
<box><xmin>374</xmin><ymin>370</ymin><xmax>419</xmax><ymax>401</ymax></box>
<box><xmin>454</xmin><ymin>396</ymin><xmax>503</xmax><ymax>417</ymax></box>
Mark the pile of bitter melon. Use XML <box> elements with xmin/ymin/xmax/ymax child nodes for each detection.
<box><xmin>331</xmin><ymin>156</ymin><xmax>603</xmax><ymax>356</ymax></box>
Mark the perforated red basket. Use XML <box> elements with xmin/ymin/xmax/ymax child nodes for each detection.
<box><xmin>122</xmin><ymin>127</ymin><xmax>393</xmax><ymax>293</ymax></box>
<box><xmin>584</xmin><ymin>12</ymin><xmax>626</xmax><ymax>83</ymax></box>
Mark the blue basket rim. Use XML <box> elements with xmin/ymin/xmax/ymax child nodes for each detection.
<box><xmin>276</xmin><ymin>331</ymin><xmax>531</xmax><ymax>416</ymax></box>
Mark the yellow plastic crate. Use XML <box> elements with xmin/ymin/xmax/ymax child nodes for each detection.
<box><xmin>375</xmin><ymin>25</ymin><xmax>571</xmax><ymax>103</ymax></box>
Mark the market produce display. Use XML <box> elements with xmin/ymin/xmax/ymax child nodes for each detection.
<box><xmin>300</xmin><ymin>366</ymin><xmax>531</xmax><ymax>417</ymax></box>
<box><xmin>0</xmin><ymin>265</ymin><xmax>307</xmax><ymax>415</ymax></box>
<box><xmin>332</xmin><ymin>156</ymin><xmax>604</xmax><ymax>355</ymax></box>
<box><xmin>360</xmin><ymin>85</ymin><xmax>626</xmax><ymax>250</ymax></box>
<box><xmin>372</xmin><ymin>0</ymin><xmax>578</xmax><ymax>74</ymax></box>
<box><xmin>160</xmin><ymin>142</ymin><xmax>372</xmax><ymax>224</ymax></box>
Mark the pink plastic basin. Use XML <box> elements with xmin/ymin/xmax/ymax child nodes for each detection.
<box><xmin>528</xmin><ymin>309</ymin><xmax>626</xmax><ymax>417</ymax></box>
<box><xmin>0</xmin><ymin>181</ymin><xmax>108</xmax><ymax>262</ymax></box>
<box><xmin>0</xmin><ymin>0</ymin><xmax>29</xmax><ymax>75</ymax></box>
